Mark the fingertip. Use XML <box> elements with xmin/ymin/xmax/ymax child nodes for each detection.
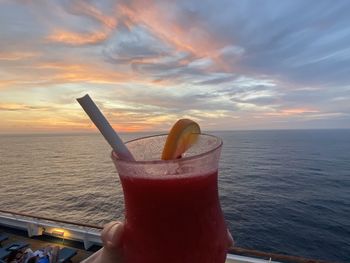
<box><xmin>101</xmin><ymin>221</ymin><xmax>120</xmax><ymax>240</ymax></box>
<box><xmin>102</xmin><ymin>221</ymin><xmax>119</xmax><ymax>232</ymax></box>
<box><xmin>102</xmin><ymin>221</ymin><xmax>124</xmax><ymax>249</ymax></box>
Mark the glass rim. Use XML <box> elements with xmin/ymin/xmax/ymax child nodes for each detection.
<box><xmin>111</xmin><ymin>133</ymin><xmax>223</xmax><ymax>165</ymax></box>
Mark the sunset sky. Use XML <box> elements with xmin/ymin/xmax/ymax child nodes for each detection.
<box><xmin>1</xmin><ymin>0</ymin><xmax>350</xmax><ymax>133</ymax></box>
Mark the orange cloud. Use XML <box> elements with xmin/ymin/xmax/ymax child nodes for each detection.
<box><xmin>46</xmin><ymin>29</ymin><xmax>110</xmax><ymax>45</ymax></box>
<box><xmin>4</xmin><ymin>61</ymin><xmax>132</xmax><ymax>86</ymax></box>
<box><xmin>0</xmin><ymin>57</ymin><xmax>175</xmax><ymax>91</ymax></box>
<box><xmin>0</xmin><ymin>118</ymin><xmax>89</xmax><ymax>133</ymax></box>
<box><xmin>45</xmin><ymin>1</ymin><xmax>118</xmax><ymax>46</ymax></box>
<box><xmin>45</xmin><ymin>0</ymin><xmax>230</xmax><ymax>74</ymax></box>
<box><xmin>38</xmin><ymin>61</ymin><xmax>139</xmax><ymax>84</ymax></box>
<box><xmin>266</xmin><ymin>108</ymin><xmax>319</xmax><ymax>116</ymax></box>
<box><xmin>117</xmin><ymin>1</ymin><xmax>229</xmax><ymax>71</ymax></box>
<box><xmin>111</xmin><ymin>124</ymin><xmax>152</xmax><ymax>133</ymax></box>
<box><xmin>0</xmin><ymin>101</ymin><xmax>168</xmax><ymax>133</ymax></box>
<box><xmin>0</xmin><ymin>80</ymin><xmax>18</xmax><ymax>89</ymax></box>
<box><xmin>0</xmin><ymin>103</ymin><xmax>28</xmax><ymax>111</ymax></box>
<box><xmin>0</xmin><ymin>51</ymin><xmax>38</xmax><ymax>61</ymax></box>
<box><xmin>66</xmin><ymin>0</ymin><xmax>117</xmax><ymax>29</ymax></box>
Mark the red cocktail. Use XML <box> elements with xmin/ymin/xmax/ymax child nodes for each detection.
<box><xmin>112</xmin><ymin>134</ymin><xmax>227</xmax><ymax>263</ymax></box>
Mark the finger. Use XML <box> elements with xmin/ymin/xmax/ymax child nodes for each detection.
<box><xmin>101</xmin><ymin>221</ymin><xmax>119</xmax><ymax>240</ymax></box>
<box><xmin>100</xmin><ymin>221</ymin><xmax>124</xmax><ymax>262</ymax></box>
<box><xmin>98</xmin><ymin>227</ymin><xmax>124</xmax><ymax>262</ymax></box>
<box><xmin>101</xmin><ymin>221</ymin><xmax>124</xmax><ymax>250</ymax></box>
<box><xmin>227</xmin><ymin>229</ymin><xmax>234</xmax><ymax>247</ymax></box>
<box><xmin>82</xmin><ymin>222</ymin><xmax>124</xmax><ymax>263</ymax></box>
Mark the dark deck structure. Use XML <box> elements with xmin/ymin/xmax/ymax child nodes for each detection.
<box><xmin>0</xmin><ymin>225</ymin><xmax>98</xmax><ymax>262</ymax></box>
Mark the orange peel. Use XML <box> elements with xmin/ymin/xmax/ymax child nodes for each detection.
<box><xmin>161</xmin><ymin>119</ymin><xmax>201</xmax><ymax>160</ymax></box>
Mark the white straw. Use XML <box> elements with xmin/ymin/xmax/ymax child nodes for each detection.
<box><xmin>77</xmin><ymin>94</ymin><xmax>135</xmax><ymax>161</ymax></box>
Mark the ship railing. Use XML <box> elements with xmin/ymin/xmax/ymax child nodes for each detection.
<box><xmin>0</xmin><ymin>209</ymin><xmax>103</xmax><ymax>250</ymax></box>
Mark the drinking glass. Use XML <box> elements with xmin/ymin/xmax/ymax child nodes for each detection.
<box><xmin>111</xmin><ymin>134</ymin><xmax>227</xmax><ymax>263</ymax></box>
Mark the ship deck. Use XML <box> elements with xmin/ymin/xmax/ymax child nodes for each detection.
<box><xmin>0</xmin><ymin>225</ymin><xmax>96</xmax><ymax>262</ymax></box>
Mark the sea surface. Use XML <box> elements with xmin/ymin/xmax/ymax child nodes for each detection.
<box><xmin>0</xmin><ymin>130</ymin><xmax>349</xmax><ymax>262</ymax></box>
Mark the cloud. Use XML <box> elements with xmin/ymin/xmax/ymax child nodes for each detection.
<box><xmin>0</xmin><ymin>51</ymin><xmax>39</xmax><ymax>61</ymax></box>
<box><xmin>265</xmin><ymin>108</ymin><xmax>319</xmax><ymax>117</ymax></box>
<box><xmin>219</xmin><ymin>0</ymin><xmax>350</xmax><ymax>87</ymax></box>
<box><xmin>1</xmin><ymin>0</ymin><xmax>350</xmax><ymax>132</ymax></box>
<box><xmin>102</xmin><ymin>25</ymin><xmax>173</xmax><ymax>63</ymax></box>
<box><xmin>46</xmin><ymin>29</ymin><xmax>111</xmax><ymax>45</ymax></box>
<box><xmin>60</xmin><ymin>0</ymin><xmax>117</xmax><ymax>29</ymax></box>
<box><xmin>44</xmin><ymin>1</ymin><xmax>119</xmax><ymax>46</ymax></box>
<box><xmin>194</xmin><ymin>74</ymin><xmax>237</xmax><ymax>86</ymax></box>
<box><xmin>0</xmin><ymin>103</ymin><xmax>42</xmax><ymax>111</ymax></box>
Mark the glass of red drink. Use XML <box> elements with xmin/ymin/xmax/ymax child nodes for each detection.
<box><xmin>111</xmin><ymin>133</ymin><xmax>228</xmax><ymax>263</ymax></box>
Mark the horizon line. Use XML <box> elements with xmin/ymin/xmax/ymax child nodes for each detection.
<box><xmin>1</xmin><ymin>127</ymin><xmax>349</xmax><ymax>136</ymax></box>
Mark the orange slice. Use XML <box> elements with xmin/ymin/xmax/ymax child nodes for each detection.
<box><xmin>161</xmin><ymin>119</ymin><xmax>201</xmax><ymax>160</ymax></box>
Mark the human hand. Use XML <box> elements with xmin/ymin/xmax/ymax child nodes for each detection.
<box><xmin>82</xmin><ymin>221</ymin><xmax>234</xmax><ymax>263</ymax></box>
<box><xmin>82</xmin><ymin>221</ymin><xmax>124</xmax><ymax>263</ymax></box>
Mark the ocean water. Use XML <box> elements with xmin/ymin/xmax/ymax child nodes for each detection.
<box><xmin>0</xmin><ymin>130</ymin><xmax>349</xmax><ymax>262</ymax></box>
